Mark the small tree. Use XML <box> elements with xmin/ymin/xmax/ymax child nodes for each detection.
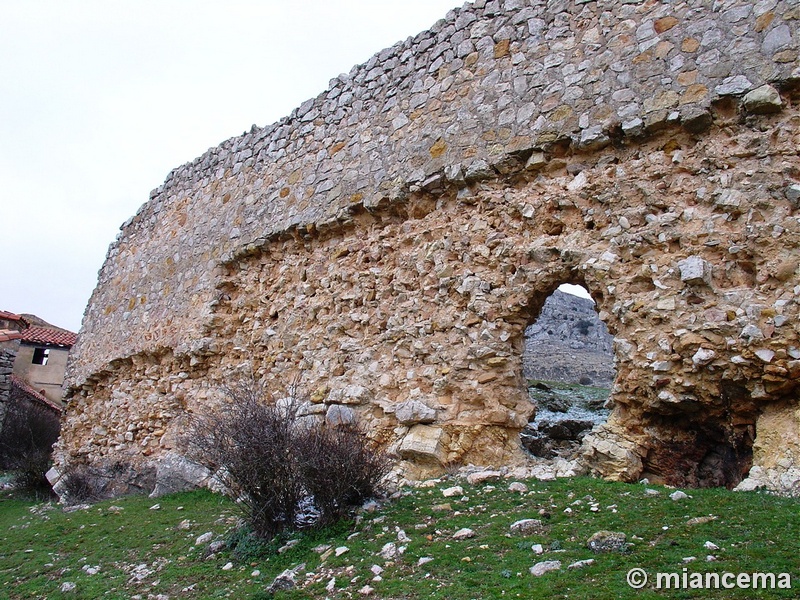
<box><xmin>186</xmin><ymin>380</ymin><xmax>388</xmax><ymax>540</ymax></box>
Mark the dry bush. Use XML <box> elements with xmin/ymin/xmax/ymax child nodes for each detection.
<box><xmin>186</xmin><ymin>381</ymin><xmax>388</xmax><ymax>539</ymax></box>
<box><xmin>0</xmin><ymin>392</ymin><xmax>60</xmax><ymax>495</ymax></box>
<box><xmin>295</xmin><ymin>423</ymin><xmax>389</xmax><ymax>526</ymax></box>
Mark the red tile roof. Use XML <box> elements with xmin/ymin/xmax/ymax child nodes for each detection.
<box><xmin>21</xmin><ymin>327</ymin><xmax>77</xmax><ymax>347</ymax></box>
<box><xmin>0</xmin><ymin>329</ymin><xmax>23</xmax><ymax>343</ymax></box>
<box><xmin>0</xmin><ymin>310</ymin><xmax>23</xmax><ymax>321</ymax></box>
<box><xmin>10</xmin><ymin>374</ymin><xmax>63</xmax><ymax>413</ymax></box>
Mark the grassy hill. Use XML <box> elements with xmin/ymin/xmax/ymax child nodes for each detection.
<box><xmin>1</xmin><ymin>476</ymin><xmax>798</xmax><ymax>599</ymax></box>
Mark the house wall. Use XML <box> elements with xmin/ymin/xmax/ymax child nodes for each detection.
<box><xmin>13</xmin><ymin>345</ymin><xmax>69</xmax><ymax>404</ymax></box>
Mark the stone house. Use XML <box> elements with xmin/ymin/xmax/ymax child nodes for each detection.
<box><xmin>0</xmin><ymin>311</ymin><xmax>77</xmax><ymax>405</ymax></box>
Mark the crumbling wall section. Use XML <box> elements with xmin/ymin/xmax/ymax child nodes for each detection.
<box><xmin>58</xmin><ymin>0</ymin><xmax>800</xmax><ymax>494</ymax></box>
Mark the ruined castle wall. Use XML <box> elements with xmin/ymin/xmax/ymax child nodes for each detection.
<box><xmin>59</xmin><ymin>0</ymin><xmax>800</xmax><ymax>492</ymax></box>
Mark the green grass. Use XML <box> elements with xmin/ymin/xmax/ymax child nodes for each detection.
<box><xmin>1</xmin><ymin>477</ymin><xmax>798</xmax><ymax>599</ymax></box>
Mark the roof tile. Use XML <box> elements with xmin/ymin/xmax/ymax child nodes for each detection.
<box><xmin>21</xmin><ymin>327</ymin><xmax>78</xmax><ymax>347</ymax></box>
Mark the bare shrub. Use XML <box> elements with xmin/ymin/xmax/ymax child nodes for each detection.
<box><xmin>59</xmin><ymin>465</ymin><xmax>102</xmax><ymax>504</ymax></box>
<box><xmin>186</xmin><ymin>381</ymin><xmax>388</xmax><ymax>539</ymax></box>
<box><xmin>58</xmin><ymin>461</ymin><xmax>148</xmax><ymax>505</ymax></box>
<box><xmin>0</xmin><ymin>391</ymin><xmax>60</xmax><ymax>495</ymax></box>
<box><xmin>295</xmin><ymin>423</ymin><xmax>389</xmax><ymax>526</ymax></box>
<box><xmin>186</xmin><ymin>383</ymin><xmax>305</xmax><ymax>539</ymax></box>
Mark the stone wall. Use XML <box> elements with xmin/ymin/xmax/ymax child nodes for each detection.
<box><xmin>57</xmin><ymin>0</ymin><xmax>800</xmax><ymax>494</ymax></box>
<box><xmin>0</xmin><ymin>349</ymin><xmax>14</xmax><ymax>431</ymax></box>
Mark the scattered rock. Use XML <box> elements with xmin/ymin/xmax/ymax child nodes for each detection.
<box><xmin>568</xmin><ymin>558</ymin><xmax>595</xmax><ymax>569</ymax></box>
<box><xmin>279</xmin><ymin>539</ymin><xmax>300</xmax><ymax>554</ymax></box>
<box><xmin>335</xmin><ymin>546</ymin><xmax>349</xmax><ymax>557</ymax></box>
<box><xmin>510</xmin><ymin>518</ymin><xmax>546</xmax><ymax>536</ymax></box>
<box><xmin>508</xmin><ymin>482</ymin><xmax>528</xmax><ymax>493</ymax></box>
<box><xmin>531</xmin><ymin>544</ymin><xmax>544</xmax><ymax>554</ymax></box>
<box><xmin>379</xmin><ymin>542</ymin><xmax>397</xmax><ymax>559</ymax></box>
<box><xmin>530</xmin><ymin>560</ymin><xmax>562</xmax><ymax>576</ymax></box>
<box><xmin>359</xmin><ymin>585</ymin><xmax>375</xmax><ymax>595</ymax></box>
<box><xmin>743</xmin><ymin>84</ymin><xmax>782</xmax><ymax>114</ymax></box>
<box><xmin>587</xmin><ymin>531</ymin><xmax>628</xmax><ymax>553</ymax></box>
<box><xmin>418</xmin><ymin>556</ymin><xmax>434</xmax><ymax>566</ymax></box>
<box><xmin>195</xmin><ymin>532</ymin><xmax>213</xmax><ymax>546</ymax></box>
<box><xmin>686</xmin><ymin>515</ymin><xmax>717</xmax><ymax>526</ymax></box>
<box><xmin>670</xmin><ymin>490</ymin><xmax>689</xmax><ymax>501</ymax></box>
<box><xmin>267</xmin><ymin>567</ymin><xmax>300</xmax><ymax>594</ymax></box>
<box><xmin>466</xmin><ymin>470</ymin><xmax>502</xmax><ymax>485</ymax></box>
<box><xmin>453</xmin><ymin>528</ymin><xmax>476</xmax><ymax>540</ymax></box>
<box><xmin>442</xmin><ymin>486</ymin><xmax>464</xmax><ymax>498</ymax></box>
<box><xmin>222</xmin><ymin>562</ymin><xmax>233</xmax><ymax>571</ymax></box>
<box><xmin>60</xmin><ymin>582</ymin><xmax>77</xmax><ymax>593</ymax></box>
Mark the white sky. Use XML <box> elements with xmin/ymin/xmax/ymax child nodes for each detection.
<box><xmin>1</xmin><ymin>1</ymin><xmax>589</xmax><ymax>333</ymax></box>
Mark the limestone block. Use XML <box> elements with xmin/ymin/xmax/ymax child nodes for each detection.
<box><xmin>581</xmin><ymin>425</ymin><xmax>643</xmax><ymax>482</ymax></box>
<box><xmin>326</xmin><ymin>404</ymin><xmax>356</xmax><ymax>427</ymax></box>
<box><xmin>743</xmin><ymin>85</ymin><xmax>782</xmax><ymax>114</ymax></box>
<box><xmin>395</xmin><ymin>400</ymin><xmax>437</xmax><ymax>425</ymax></box>
<box><xmin>738</xmin><ymin>403</ymin><xmax>800</xmax><ymax>496</ymax></box>
<box><xmin>692</xmin><ymin>348</ymin><xmax>716</xmax><ymax>366</ymax></box>
<box><xmin>326</xmin><ymin>384</ymin><xmax>372</xmax><ymax>405</ymax></box>
<box><xmin>678</xmin><ymin>256</ymin><xmax>712</xmax><ymax>286</ymax></box>
<box><xmin>150</xmin><ymin>451</ymin><xmax>211</xmax><ymax>497</ymax></box>
<box><xmin>398</xmin><ymin>425</ymin><xmax>446</xmax><ymax>465</ymax></box>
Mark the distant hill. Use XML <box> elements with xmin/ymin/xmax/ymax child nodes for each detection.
<box><xmin>523</xmin><ymin>291</ymin><xmax>615</xmax><ymax>387</ymax></box>
<box><xmin>20</xmin><ymin>314</ymin><xmax>73</xmax><ymax>334</ymax></box>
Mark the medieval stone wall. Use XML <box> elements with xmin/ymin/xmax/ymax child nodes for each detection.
<box><xmin>57</xmin><ymin>0</ymin><xmax>800</xmax><ymax>494</ymax></box>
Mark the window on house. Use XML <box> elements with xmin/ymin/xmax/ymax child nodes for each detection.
<box><xmin>32</xmin><ymin>347</ymin><xmax>50</xmax><ymax>365</ymax></box>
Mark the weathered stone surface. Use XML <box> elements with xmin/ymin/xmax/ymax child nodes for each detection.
<box><xmin>509</xmin><ymin>518</ymin><xmax>545</xmax><ymax>535</ymax></box>
<box><xmin>55</xmin><ymin>0</ymin><xmax>800</xmax><ymax>497</ymax></box>
<box><xmin>398</xmin><ymin>425</ymin><xmax>446</xmax><ymax>465</ymax></box>
<box><xmin>678</xmin><ymin>256</ymin><xmax>712</xmax><ymax>286</ymax></box>
<box><xmin>461</xmin><ymin>470</ymin><xmax>498</xmax><ymax>487</ymax></box>
<box><xmin>395</xmin><ymin>400</ymin><xmax>437</xmax><ymax>425</ymax></box>
<box><xmin>530</xmin><ymin>560</ymin><xmax>561</xmax><ymax>576</ymax></box>
<box><xmin>743</xmin><ymin>85</ymin><xmax>783</xmax><ymax>114</ymax></box>
<box><xmin>150</xmin><ymin>451</ymin><xmax>211</xmax><ymax>497</ymax></box>
<box><xmin>587</xmin><ymin>530</ymin><xmax>628</xmax><ymax>553</ymax></box>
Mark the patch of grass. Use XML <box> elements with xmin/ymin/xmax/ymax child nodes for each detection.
<box><xmin>1</xmin><ymin>477</ymin><xmax>799</xmax><ymax>598</ymax></box>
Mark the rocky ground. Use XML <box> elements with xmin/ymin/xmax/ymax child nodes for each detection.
<box><xmin>521</xmin><ymin>380</ymin><xmax>611</xmax><ymax>461</ymax></box>
<box><xmin>4</xmin><ymin>471</ymin><xmax>799</xmax><ymax>599</ymax></box>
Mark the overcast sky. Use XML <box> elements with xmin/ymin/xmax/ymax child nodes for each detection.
<box><xmin>1</xmin><ymin>1</ymin><xmax>589</xmax><ymax>333</ymax></box>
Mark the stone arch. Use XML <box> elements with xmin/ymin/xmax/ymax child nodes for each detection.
<box><xmin>519</xmin><ymin>280</ymin><xmax>616</xmax><ymax>460</ymax></box>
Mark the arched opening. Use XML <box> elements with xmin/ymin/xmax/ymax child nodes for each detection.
<box><xmin>520</xmin><ymin>283</ymin><xmax>615</xmax><ymax>460</ymax></box>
